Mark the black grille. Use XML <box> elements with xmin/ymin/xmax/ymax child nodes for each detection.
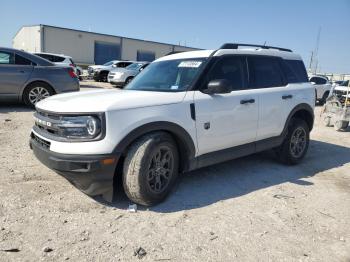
<box><xmin>31</xmin><ymin>132</ymin><xmax>51</xmax><ymax>149</ymax></box>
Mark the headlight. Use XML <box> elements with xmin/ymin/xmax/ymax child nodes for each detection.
<box><xmin>57</xmin><ymin>115</ymin><xmax>102</xmax><ymax>139</ymax></box>
<box><xmin>113</xmin><ymin>72</ymin><xmax>124</xmax><ymax>78</ymax></box>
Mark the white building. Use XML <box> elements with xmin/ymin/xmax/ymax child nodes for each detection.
<box><xmin>13</xmin><ymin>24</ymin><xmax>198</xmax><ymax>65</ymax></box>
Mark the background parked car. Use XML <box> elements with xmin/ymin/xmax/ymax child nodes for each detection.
<box><xmin>108</xmin><ymin>62</ymin><xmax>149</xmax><ymax>87</ymax></box>
<box><xmin>88</xmin><ymin>60</ymin><xmax>134</xmax><ymax>82</ymax></box>
<box><xmin>0</xmin><ymin>47</ymin><xmax>79</xmax><ymax>107</ymax></box>
<box><xmin>309</xmin><ymin>75</ymin><xmax>332</xmax><ymax>105</ymax></box>
<box><xmin>34</xmin><ymin>52</ymin><xmax>80</xmax><ymax>74</ymax></box>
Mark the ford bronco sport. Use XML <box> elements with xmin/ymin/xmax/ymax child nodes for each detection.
<box><xmin>30</xmin><ymin>43</ymin><xmax>314</xmax><ymax>206</ymax></box>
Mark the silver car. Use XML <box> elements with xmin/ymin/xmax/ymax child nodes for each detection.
<box><xmin>0</xmin><ymin>47</ymin><xmax>80</xmax><ymax>107</ymax></box>
<box><xmin>108</xmin><ymin>62</ymin><xmax>149</xmax><ymax>87</ymax></box>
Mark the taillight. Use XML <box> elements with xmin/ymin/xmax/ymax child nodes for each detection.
<box><xmin>69</xmin><ymin>64</ymin><xmax>75</xmax><ymax>68</ymax></box>
<box><xmin>68</xmin><ymin>68</ymin><xmax>77</xmax><ymax>78</ymax></box>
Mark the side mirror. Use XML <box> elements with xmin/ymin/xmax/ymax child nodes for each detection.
<box><xmin>202</xmin><ymin>79</ymin><xmax>232</xmax><ymax>94</ymax></box>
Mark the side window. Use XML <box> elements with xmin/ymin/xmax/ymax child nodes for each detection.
<box><xmin>52</xmin><ymin>56</ymin><xmax>66</xmax><ymax>63</ymax></box>
<box><xmin>15</xmin><ymin>54</ymin><xmax>35</xmax><ymax>65</ymax></box>
<box><xmin>248</xmin><ymin>57</ymin><xmax>285</xmax><ymax>88</ymax></box>
<box><xmin>205</xmin><ymin>56</ymin><xmax>247</xmax><ymax>91</ymax></box>
<box><xmin>0</xmin><ymin>51</ymin><xmax>14</xmax><ymax>64</ymax></box>
<box><xmin>310</xmin><ymin>77</ymin><xmax>326</xmax><ymax>85</ymax></box>
<box><xmin>280</xmin><ymin>60</ymin><xmax>308</xmax><ymax>83</ymax></box>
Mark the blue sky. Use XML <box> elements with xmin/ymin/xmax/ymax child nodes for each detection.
<box><xmin>1</xmin><ymin>0</ymin><xmax>349</xmax><ymax>73</ymax></box>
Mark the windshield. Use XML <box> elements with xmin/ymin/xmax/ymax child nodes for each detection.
<box><xmin>103</xmin><ymin>61</ymin><xmax>114</xmax><ymax>66</ymax></box>
<box><xmin>126</xmin><ymin>63</ymin><xmax>144</xmax><ymax>70</ymax></box>
<box><xmin>125</xmin><ymin>58</ymin><xmax>206</xmax><ymax>92</ymax></box>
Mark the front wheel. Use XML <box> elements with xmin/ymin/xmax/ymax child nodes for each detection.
<box><xmin>277</xmin><ymin>118</ymin><xmax>310</xmax><ymax>165</ymax></box>
<box><xmin>123</xmin><ymin>132</ymin><xmax>179</xmax><ymax>206</ymax></box>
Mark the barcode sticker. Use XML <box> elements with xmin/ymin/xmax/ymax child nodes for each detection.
<box><xmin>178</xmin><ymin>61</ymin><xmax>202</xmax><ymax>68</ymax></box>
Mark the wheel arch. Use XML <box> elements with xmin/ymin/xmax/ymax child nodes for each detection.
<box><xmin>113</xmin><ymin>121</ymin><xmax>196</xmax><ymax>173</ymax></box>
<box><xmin>283</xmin><ymin>103</ymin><xmax>314</xmax><ymax>133</ymax></box>
<box><xmin>21</xmin><ymin>80</ymin><xmax>56</xmax><ymax>102</ymax></box>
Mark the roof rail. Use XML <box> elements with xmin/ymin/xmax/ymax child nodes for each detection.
<box><xmin>220</xmin><ymin>43</ymin><xmax>292</xmax><ymax>52</ymax></box>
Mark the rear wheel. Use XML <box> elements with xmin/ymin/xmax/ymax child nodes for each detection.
<box><xmin>334</xmin><ymin>120</ymin><xmax>349</xmax><ymax>131</ymax></box>
<box><xmin>123</xmin><ymin>132</ymin><xmax>179</xmax><ymax>206</ymax></box>
<box><xmin>322</xmin><ymin>115</ymin><xmax>331</xmax><ymax>127</ymax></box>
<box><xmin>319</xmin><ymin>91</ymin><xmax>329</xmax><ymax>105</ymax></box>
<box><xmin>277</xmin><ymin>118</ymin><xmax>310</xmax><ymax>165</ymax></box>
<box><xmin>23</xmin><ymin>82</ymin><xmax>54</xmax><ymax>108</ymax></box>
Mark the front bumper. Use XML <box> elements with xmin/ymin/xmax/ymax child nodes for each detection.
<box><xmin>29</xmin><ymin>132</ymin><xmax>119</xmax><ymax>200</ymax></box>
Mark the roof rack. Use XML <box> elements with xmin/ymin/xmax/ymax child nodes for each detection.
<box><xmin>220</xmin><ymin>43</ymin><xmax>292</xmax><ymax>52</ymax></box>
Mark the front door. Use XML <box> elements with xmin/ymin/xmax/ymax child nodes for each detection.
<box><xmin>194</xmin><ymin>55</ymin><xmax>259</xmax><ymax>156</ymax></box>
<box><xmin>0</xmin><ymin>51</ymin><xmax>33</xmax><ymax>101</ymax></box>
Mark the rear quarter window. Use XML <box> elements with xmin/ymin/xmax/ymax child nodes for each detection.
<box><xmin>281</xmin><ymin>59</ymin><xmax>308</xmax><ymax>83</ymax></box>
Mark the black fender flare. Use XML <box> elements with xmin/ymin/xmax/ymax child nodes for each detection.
<box><xmin>282</xmin><ymin>103</ymin><xmax>314</xmax><ymax>135</ymax></box>
<box><xmin>112</xmin><ymin>121</ymin><xmax>196</xmax><ymax>171</ymax></box>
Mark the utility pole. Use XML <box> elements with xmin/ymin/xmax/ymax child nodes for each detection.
<box><xmin>313</xmin><ymin>27</ymin><xmax>321</xmax><ymax>74</ymax></box>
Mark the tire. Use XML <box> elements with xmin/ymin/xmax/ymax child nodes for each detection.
<box><xmin>334</xmin><ymin>120</ymin><xmax>348</xmax><ymax>131</ymax></box>
<box><xmin>23</xmin><ymin>82</ymin><xmax>54</xmax><ymax>108</ymax></box>
<box><xmin>125</xmin><ymin>77</ymin><xmax>133</xmax><ymax>85</ymax></box>
<box><xmin>100</xmin><ymin>72</ymin><xmax>108</xmax><ymax>82</ymax></box>
<box><xmin>319</xmin><ymin>91</ymin><xmax>329</xmax><ymax>105</ymax></box>
<box><xmin>122</xmin><ymin>132</ymin><xmax>179</xmax><ymax>206</ymax></box>
<box><xmin>322</xmin><ymin>115</ymin><xmax>331</xmax><ymax>127</ymax></box>
<box><xmin>276</xmin><ymin>118</ymin><xmax>310</xmax><ymax>165</ymax></box>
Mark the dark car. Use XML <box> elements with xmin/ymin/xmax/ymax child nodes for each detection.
<box><xmin>0</xmin><ymin>47</ymin><xmax>80</xmax><ymax>107</ymax></box>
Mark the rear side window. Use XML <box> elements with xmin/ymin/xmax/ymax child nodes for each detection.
<box><xmin>52</xmin><ymin>55</ymin><xmax>66</xmax><ymax>63</ymax></box>
<box><xmin>15</xmin><ymin>54</ymin><xmax>35</xmax><ymax>65</ymax></box>
<box><xmin>281</xmin><ymin>59</ymin><xmax>308</xmax><ymax>83</ymax></box>
<box><xmin>248</xmin><ymin>57</ymin><xmax>285</xmax><ymax>88</ymax></box>
<box><xmin>0</xmin><ymin>51</ymin><xmax>14</xmax><ymax>64</ymax></box>
<box><xmin>310</xmin><ymin>76</ymin><xmax>327</xmax><ymax>85</ymax></box>
<box><xmin>36</xmin><ymin>54</ymin><xmax>53</xmax><ymax>61</ymax></box>
<box><xmin>206</xmin><ymin>56</ymin><xmax>247</xmax><ymax>91</ymax></box>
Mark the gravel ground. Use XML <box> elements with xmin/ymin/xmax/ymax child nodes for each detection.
<box><xmin>0</xmin><ymin>81</ymin><xmax>349</xmax><ymax>261</ymax></box>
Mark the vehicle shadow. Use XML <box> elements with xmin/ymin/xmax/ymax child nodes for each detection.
<box><xmin>0</xmin><ymin>104</ymin><xmax>33</xmax><ymax>114</ymax></box>
<box><xmin>97</xmin><ymin>139</ymin><xmax>350</xmax><ymax>212</ymax></box>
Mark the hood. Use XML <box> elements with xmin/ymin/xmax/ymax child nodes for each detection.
<box><xmin>89</xmin><ymin>65</ymin><xmax>110</xmax><ymax>70</ymax></box>
<box><xmin>110</xmin><ymin>67</ymin><xmax>136</xmax><ymax>74</ymax></box>
<box><xmin>36</xmin><ymin>89</ymin><xmax>187</xmax><ymax>113</ymax></box>
<box><xmin>334</xmin><ymin>85</ymin><xmax>350</xmax><ymax>92</ymax></box>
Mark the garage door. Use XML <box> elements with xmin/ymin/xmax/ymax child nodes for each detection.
<box><xmin>94</xmin><ymin>41</ymin><xmax>121</xmax><ymax>65</ymax></box>
<box><xmin>137</xmin><ymin>50</ymin><xmax>155</xmax><ymax>62</ymax></box>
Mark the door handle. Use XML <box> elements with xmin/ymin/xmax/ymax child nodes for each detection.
<box><xmin>282</xmin><ymin>95</ymin><xmax>293</xmax><ymax>100</ymax></box>
<box><xmin>18</xmin><ymin>70</ymin><xmax>25</xmax><ymax>73</ymax></box>
<box><xmin>240</xmin><ymin>99</ymin><xmax>255</xmax><ymax>104</ymax></box>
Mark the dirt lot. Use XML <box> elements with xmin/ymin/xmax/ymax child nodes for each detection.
<box><xmin>0</xmin><ymin>81</ymin><xmax>349</xmax><ymax>261</ymax></box>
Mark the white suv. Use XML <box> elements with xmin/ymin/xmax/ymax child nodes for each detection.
<box><xmin>309</xmin><ymin>75</ymin><xmax>332</xmax><ymax>105</ymax></box>
<box><xmin>30</xmin><ymin>43</ymin><xmax>314</xmax><ymax>206</ymax></box>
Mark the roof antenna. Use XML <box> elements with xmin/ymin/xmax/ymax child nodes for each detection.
<box><xmin>263</xmin><ymin>41</ymin><xmax>267</xmax><ymax>46</ymax></box>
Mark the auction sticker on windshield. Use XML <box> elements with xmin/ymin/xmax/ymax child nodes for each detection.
<box><xmin>178</xmin><ymin>61</ymin><xmax>202</xmax><ymax>68</ymax></box>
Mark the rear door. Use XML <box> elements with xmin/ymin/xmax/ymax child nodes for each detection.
<box><xmin>0</xmin><ymin>51</ymin><xmax>34</xmax><ymax>100</ymax></box>
<box><xmin>194</xmin><ymin>55</ymin><xmax>259</xmax><ymax>155</ymax></box>
<box><xmin>247</xmin><ymin>56</ymin><xmax>289</xmax><ymax>140</ymax></box>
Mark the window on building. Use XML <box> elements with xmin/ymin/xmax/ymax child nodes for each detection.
<box><xmin>137</xmin><ymin>50</ymin><xmax>155</xmax><ymax>62</ymax></box>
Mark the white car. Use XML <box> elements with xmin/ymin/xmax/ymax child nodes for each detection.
<box><xmin>30</xmin><ymin>43</ymin><xmax>314</xmax><ymax>206</ymax></box>
<box><xmin>88</xmin><ymin>60</ymin><xmax>134</xmax><ymax>82</ymax></box>
<box><xmin>309</xmin><ymin>75</ymin><xmax>332</xmax><ymax>105</ymax></box>
<box><xmin>34</xmin><ymin>52</ymin><xmax>78</xmax><ymax>74</ymax></box>
<box><xmin>108</xmin><ymin>62</ymin><xmax>150</xmax><ymax>86</ymax></box>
